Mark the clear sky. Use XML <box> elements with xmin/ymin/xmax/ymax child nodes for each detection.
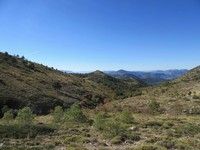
<box><xmin>0</xmin><ymin>0</ymin><xmax>200</xmax><ymax>71</ymax></box>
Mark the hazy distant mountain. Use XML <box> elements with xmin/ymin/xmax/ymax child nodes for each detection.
<box><xmin>105</xmin><ymin>69</ymin><xmax>188</xmax><ymax>85</ymax></box>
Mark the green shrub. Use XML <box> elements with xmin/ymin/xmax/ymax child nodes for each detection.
<box><xmin>111</xmin><ymin>136</ymin><xmax>123</xmax><ymax>145</ymax></box>
<box><xmin>64</xmin><ymin>104</ymin><xmax>87</xmax><ymax>123</ymax></box>
<box><xmin>0</xmin><ymin>124</ymin><xmax>55</xmax><ymax>139</ymax></box>
<box><xmin>148</xmin><ymin>100</ymin><xmax>160</xmax><ymax>113</ymax></box>
<box><xmin>126</xmin><ymin>133</ymin><xmax>141</xmax><ymax>141</ymax></box>
<box><xmin>94</xmin><ymin>113</ymin><xmax>127</xmax><ymax>139</ymax></box>
<box><xmin>52</xmin><ymin>106</ymin><xmax>64</xmax><ymax>123</ymax></box>
<box><xmin>2</xmin><ymin>110</ymin><xmax>13</xmax><ymax>124</ymax></box>
<box><xmin>104</xmin><ymin>119</ymin><xmax>127</xmax><ymax>138</ymax></box>
<box><xmin>162</xmin><ymin>122</ymin><xmax>174</xmax><ymax>129</ymax></box>
<box><xmin>16</xmin><ymin>107</ymin><xmax>34</xmax><ymax>125</ymax></box>
<box><xmin>145</xmin><ymin>121</ymin><xmax>163</xmax><ymax>128</ymax></box>
<box><xmin>175</xmin><ymin>123</ymin><xmax>200</xmax><ymax>136</ymax></box>
<box><xmin>119</xmin><ymin>110</ymin><xmax>134</xmax><ymax>124</ymax></box>
<box><xmin>175</xmin><ymin>138</ymin><xmax>199</xmax><ymax>150</ymax></box>
<box><xmin>93</xmin><ymin>113</ymin><xmax>107</xmax><ymax>130</ymax></box>
<box><xmin>135</xmin><ymin>144</ymin><xmax>167</xmax><ymax>150</ymax></box>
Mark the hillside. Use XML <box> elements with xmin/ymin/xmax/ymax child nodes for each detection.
<box><xmin>0</xmin><ymin>52</ymin><xmax>144</xmax><ymax>115</ymax></box>
<box><xmin>74</xmin><ymin>70</ymin><xmax>145</xmax><ymax>98</ymax></box>
<box><xmin>108</xmin><ymin>66</ymin><xmax>200</xmax><ymax>115</ymax></box>
<box><xmin>106</xmin><ymin>69</ymin><xmax>188</xmax><ymax>85</ymax></box>
<box><xmin>176</xmin><ymin>66</ymin><xmax>200</xmax><ymax>82</ymax></box>
<box><xmin>1</xmin><ymin>53</ymin><xmax>200</xmax><ymax>149</ymax></box>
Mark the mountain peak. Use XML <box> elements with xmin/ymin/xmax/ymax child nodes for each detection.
<box><xmin>91</xmin><ymin>70</ymin><xmax>105</xmax><ymax>76</ymax></box>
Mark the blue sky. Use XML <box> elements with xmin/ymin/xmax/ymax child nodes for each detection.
<box><xmin>0</xmin><ymin>0</ymin><xmax>200</xmax><ymax>71</ymax></box>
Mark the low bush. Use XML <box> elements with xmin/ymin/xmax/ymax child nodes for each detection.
<box><xmin>119</xmin><ymin>110</ymin><xmax>135</xmax><ymax>124</ymax></box>
<box><xmin>52</xmin><ymin>106</ymin><xmax>64</xmax><ymax>123</ymax></box>
<box><xmin>0</xmin><ymin>124</ymin><xmax>55</xmax><ymax>139</ymax></box>
<box><xmin>134</xmin><ymin>144</ymin><xmax>167</xmax><ymax>150</ymax></box>
<box><xmin>157</xmin><ymin>138</ymin><xmax>175</xmax><ymax>149</ymax></box>
<box><xmin>104</xmin><ymin>119</ymin><xmax>127</xmax><ymax>138</ymax></box>
<box><xmin>94</xmin><ymin>114</ymin><xmax>128</xmax><ymax>139</ymax></box>
<box><xmin>93</xmin><ymin>113</ymin><xmax>107</xmax><ymax>131</ymax></box>
<box><xmin>175</xmin><ymin>138</ymin><xmax>200</xmax><ymax>150</ymax></box>
<box><xmin>2</xmin><ymin>110</ymin><xmax>14</xmax><ymax>124</ymax></box>
<box><xmin>16</xmin><ymin>107</ymin><xmax>34</xmax><ymax>125</ymax></box>
<box><xmin>174</xmin><ymin>123</ymin><xmax>200</xmax><ymax>137</ymax></box>
<box><xmin>145</xmin><ymin>121</ymin><xmax>163</xmax><ymax>128</ymax></box>
<box><xmin>64</xmin><ymin>104</ymin><xmax>88</xmax><ymax>123</ymax></box>
<box><xmin>148</xmin><ymin>100</ymin><xmax>161</xmax><ymax>114</ymax></box>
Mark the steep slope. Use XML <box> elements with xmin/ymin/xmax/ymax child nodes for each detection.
<box><xmin>0</xmin><ymin>52</ymin><xmax>144</xmax><ymax>115</ymax></box>
<box><xmin>153</xmin><ymin>65</ymin><xmax>200</xmax><ymax>97</ymax></box>
<box><xmin>0</xmin><ymin>53</ymin><xmax>104</xmax><ymax>114</ymax></box>
<box><xmin>176</xmin><ymin>66</ymin><xmax>200</xmax><ymax>82</ymax></box>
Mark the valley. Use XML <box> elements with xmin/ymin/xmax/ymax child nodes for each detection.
<box><xmin>0</xmin><ymin>52</ymin><xmax>200</xmax><ymax>150</ymax></box>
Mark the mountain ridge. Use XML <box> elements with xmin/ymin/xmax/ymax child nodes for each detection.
<box><xmin>0</xmin><ymin>52</ymin><xmax>144</xmax><ymax>115</ymax></box>
<box><xmin>105</xmin><ymin>69</ymin><xmax>188</xmax><ymax>85</ymax></box>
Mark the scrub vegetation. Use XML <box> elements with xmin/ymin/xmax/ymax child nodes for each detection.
<box><xmin>0</xmin><ymin>52</ymin><xmax>200</xmax><ymax>149</ymax></box>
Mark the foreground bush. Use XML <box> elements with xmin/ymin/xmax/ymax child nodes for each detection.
<box><xmin>52</xmin><ymin>106</ymin><xmax>64</xmax><ymax>123</ymax></box>
<box><xmin>0</xmin><ymin>107</ymin><xmax>56</xmax><ymax>139</ymax></box>
<box><xmin>94</xmin><ymin>113</ymin><xmax>127</xmax><ymax>138</ymax></box>
<box><xmin>104</xmin><ymin>119</ymin><xmax>127</xmax><ymax>138</ymax></box>
<box><xmin>2</xmin><ymin>110</ymin><xmax>14</xmax><ymax>124</ymax></box>
<box><xmin>16</xmin><ymin>107</ymin><xmax>34</xmax><ymax>125</ymax></box>
<box><xmin>93</xmin><ymin>113</ymin><xmax>107</xmax><ymax>130</ymax></box>
<box><xmin>175</xmin><ymin>123</ymin><xmax>200</xmax><ymax>136</ymax></box>
<box><xmin>0</xmin><ymin>124</ymin><xmax>55</xmax><ymax>139</ymax></box>
<box><xmin>119</xmin><ymin>110</ymin><xmax>135</xmax><ymax>124</ymax></box>
<box><xmin>64</xmin><ymin>104</ymin><xmax>88</xmax><ymax>123</ymax></box>
<box><xmin>148</xmin><ymin>100</ymin><xmax>161</xmax><ymax>114</ymax></box>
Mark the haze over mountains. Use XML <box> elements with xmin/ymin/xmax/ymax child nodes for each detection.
<box><xmin>66</xmin><ymin>69</ymin><xmax>188</xmax><ymax>85</ymax></box>
<box><xmin>105</xmin><ymin>69</ymin><xmax>188</xmax><ymax>85</ymax></box>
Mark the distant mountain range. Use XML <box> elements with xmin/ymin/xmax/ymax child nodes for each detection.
<box><xmin>105</xmin><ymin>69</ymin><xmax>188</xmax><ymax>85</ymax></box>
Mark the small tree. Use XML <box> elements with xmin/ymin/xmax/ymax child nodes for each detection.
<box><xmin>16</xmin><ymin>107</ymin><xmax>34</xmax><ymax>126</ymax></box>
<box><xmin>4</xmin><ymin>51</ymin><xmax>9</xmax><ymax>56</ymax></box>
<box><xmin>64</xmin><ymin>104</ymin><xmax>87</xmax><ymax>123</ymax></box>
<box><xmin>52</xmin><ymin>106</ymin><xmax>64</xmax><ymax>123</ymax></box>
<box><xmin>21</xmin><ymin>56</ymin><xmax>25</xmax><ymax>60</ymax></box>
<box><xmin>2</xmin><ymin>110</ymin><xmax>14</xmax><ymax>124</ymax></box>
